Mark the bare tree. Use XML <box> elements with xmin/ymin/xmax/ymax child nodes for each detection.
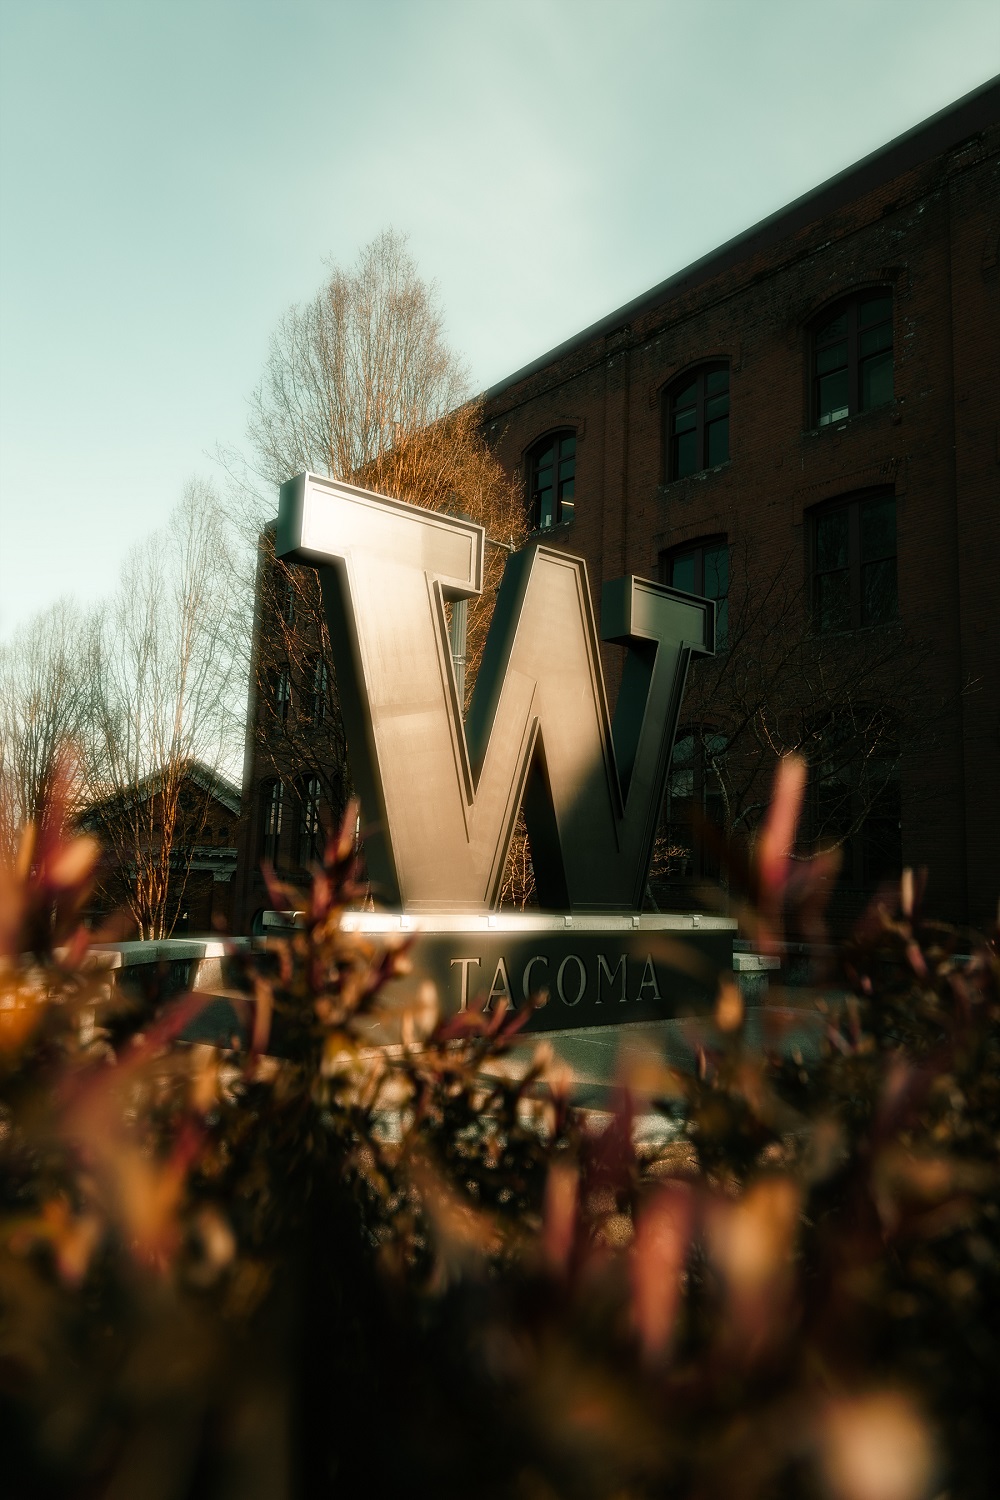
<box><xmin>236</xmin><ymin>232</ymin><xmax>528</xmax><ymax>889</ymax></box>
<box><xmin>85</xmin><ymin>481</ymin><xmax>241</xmax><ymax>939</ymax></box>
<box><xmin>0</xmin><ymin>600</ymin><xmax>93</xmax><ymax>861</ymax></box>
<box><xmin>247</xmin><ymin>229</ymin><xmax>469</xmax><ymax>492</ymax></box>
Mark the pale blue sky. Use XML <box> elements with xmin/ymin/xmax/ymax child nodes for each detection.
<box><xmin>1</xmin><ymin>0</ymin><xmax>997</xmax><ymax>637</ymax></box>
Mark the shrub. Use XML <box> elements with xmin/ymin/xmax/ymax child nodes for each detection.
<box><xmin>0</xmin><ymin>766</ymin><xmax>997</xmax><ymax>1498</ymax></box>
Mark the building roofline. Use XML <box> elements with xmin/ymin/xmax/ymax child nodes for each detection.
<box><xmin>483</xmin><ymin>75</ymin><xmax>1000</xmax><ymax>404</ymax></box>
<box><xmin>82</xmin><ymin>759</ymin><xmax>242</xmax><ymax>821</ymax></box>
<box><xmin>186</xmin><ymin>762</ymin><xmax>242</xmax><ymax>814</ymax></box>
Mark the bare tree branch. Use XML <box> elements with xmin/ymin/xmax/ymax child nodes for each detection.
<box><xmin>84</xmin><ymin>481</ymin><xmax>241</xmax><ymax>938</ymax></box>
<box><xmin>235</xmin><ymin>233</ymin><xmax>528</xmax><ymax>896</ymax></box>
<box><xmin>0</xmin><ymin>600</ymin><xmax>93</xmax><ymax>860</ymax></box>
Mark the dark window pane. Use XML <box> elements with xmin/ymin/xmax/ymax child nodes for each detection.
<box><xmin>704</xmin><ymin>545</ymin><xmax>729</xmax><ymax>645</ymax></box>
<box><xmin>670</xmin><ymin>538</ymin><xmax>728</xmax><ymax>648</ymax></box>
<box><xmin>259</xmin><ymin>781</ymin><xmax>283</xmax><ymax>861</ymax></box>
<box><xmin>860</xmin><ymin>323</ymin><xmax>892</xmax><ymax>357</ymax></box>
<box><xmin>669</xmin><ymin>766</ymin><xmax>694</xmax><ymax>797</ymax></box>
<box><xmin>659</xmin><ymin>728</ymin><xmax>732</xmax><ymax>884</ymax></box>
<box><xmin>671</xmin><ymin>735</ymin><xmax>695</xmax><ymax>780</ymax></box>
<box><xmin>860</xmin><ymin>497</ymin><xmax>895</xmax><ymax>561</ymax></box>
<box><xmin>297</xmin><ymin>777</ymin><xmax>322</xmax><ymax>866</ymax></box>
<box><xmin>861</xmin><ymin>350</ymin><xmax>893</xmax><ymax>410</ymax></box>
<box><xmin>816</xmin><ymin>509</ymin><xmax>848</xmax><ymax>570</ymax></box>
<box><xmin>816</xmin><ymin>341</ymin><xmax>848</xmax><ymax>376</ymax></box>
<box><xmin>666</xmin><ymin>365</ymin><xmax>731</xmax><ymax>480</ymax></box>
<box><xmin>706</xmin><ymin>416</ymin><xmax>729</xmax><ymax>467</ymax></box>
<box><xmin>859</xmin><ymin>294</ymin><xmax>892</xmax><ymax>328</ymax></box>
<box><xmin>817</xmin><ymin>370</ymin><xmax>849</xmax><ymax>424</ymax></box>
<box><xmin>305</xmin><ymin>656</ymin><xmax>326</xmax><ymax>726</ymax></box>
<box><xmin>704</xmin><ymin>543</ymin><xmax>729</xmax><ymax>601</ymax></box>
<box><xmin>812</xmin><ymin>292</ymin><xmax>892</xmax><ymax>427</ymax></box>
<box><xmin>530</xmin><ymin>431</ymin><xmax>577</xmax><ymax>529</ymax></box>
<box><xmin>816</xmin><ymin>310</ymin><xmax>848</xmax><ymax>343</ymax></box>
<box><xmin>670</xmin><ymin>553</ymin><xmax>697</xmax><ymax>594</ymax></box>
<box><xmin>817</xmin><ymin>570</ymin><xmax>851</xmax><ymax>632</ymax></box>
<box><xmin>271</xmin><ymin>668</ymin><xmax>290</xmax><ymax>721</ymax></box>
<box><xmin>674</xmin><ymin>429</ymin><xmax>697</xmax><ymax>478</ymax></box>
<box><xmin>667</xmin><ymin>365</ymin><xmax>730</xmax><ymax>479</ymax></box>
<box><xmin>862</xmin><ymin>557</ymin><xmax>897</xmax><ymax>625</ymax></box>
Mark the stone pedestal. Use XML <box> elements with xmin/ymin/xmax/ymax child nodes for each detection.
<box><xmin>264</xmin><ymin>909</ymin><xmax>736</xmax><ymax>1036</ymax></box>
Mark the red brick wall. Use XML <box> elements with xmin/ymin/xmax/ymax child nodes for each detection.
<box><xmin>231</xmin><ymin>91</ymin><xmax>999</xmax><ymax>932</ymax></box>
<box><xmin>483</xmin><ymin>124</ymin><xmax>999</xmax><ymax>925</ymax></box>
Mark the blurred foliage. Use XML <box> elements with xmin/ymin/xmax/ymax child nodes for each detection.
<box><xmin>0</xmin><ymin>763</ymin><xmax>997</xmax><ymax>1498</ymax></box>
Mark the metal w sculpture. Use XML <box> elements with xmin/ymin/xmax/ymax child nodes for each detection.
<box><xmin>277</xmin><ymin>472</ymin><xmax>716</xmax><ymax>914</ymax></box>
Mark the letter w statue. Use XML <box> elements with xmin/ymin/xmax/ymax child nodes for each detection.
<box><xmin>277</xmin><ymin>473</ymin><xmax>715</xmax><ymax>914</ymax></box>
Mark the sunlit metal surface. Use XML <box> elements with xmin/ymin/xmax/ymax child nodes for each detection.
<box><xmin>277</xmin><ymin>471</ymin><xmax>715</xmax><ymax>913</ymax></box>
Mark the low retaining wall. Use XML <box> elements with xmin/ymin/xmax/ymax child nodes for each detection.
<box><xmin>87</xmin><ymin>938</ymin><xmax>250</xmax><ymax>1003</ymax></box>
<box><xmin>81</xmin><ymin>928</ymin><xmax>804</xmax><ymax>1099</ymax></box>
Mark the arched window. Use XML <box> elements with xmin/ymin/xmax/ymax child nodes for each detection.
<box><xmin>660</xmin><ymin>535</ymin><xmax>730</xmax><ymax>648</ymax></box>
<box><xmin>295</xmin><ymin>776</ymin><xmax>324</xmax><ymax>867</ymax></box>
<box><xmin>663</xmin><ymin>362</ymin><xmax>729</xmax><ymax>481</ymax></box>
<box><xmin>527</xmin><ymin>431</ymin><xmax>575</xmax><ymax>530</ymax></box>
<box><xmin>258</xmin><ymin>779</ymin><xmax>283</xmax><ymax>863</ymax></box>
<box><xmin>811</xmin><ymin>289</ymin><xmax>893</xmax><ymax>427</ymax></box>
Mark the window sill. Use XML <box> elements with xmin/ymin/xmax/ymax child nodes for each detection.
<box><xmin>530</xmin><ymin>516</ymin><xmax>575</xmax><ymax>541</ymax></box>
<box><xmin>657</xmin><ymin>460</ymin><xmax>731</xmax><ymax>497</ymax></box>
<box><xmin>805</xmin><ymin>401</ymin><xmax>897</xmax><ymax>438</ymax></box>
<box><xmin>811</xmin><ymin>617</ymin><xmax>902</xmax><ymax>640</ymax></box>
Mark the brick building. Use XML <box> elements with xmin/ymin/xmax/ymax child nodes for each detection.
<box><xmin>233</xmin><ymin>532</ymin><xmax>349</xmax><ymax>934</ymax></box>
<box><xmin>84</xmin><ymin>761</ymin><xmax>241</xmax><ymax>936</ymax></box>
<box><xmin>234</xmin><ymin>78</ymin><xmax>999</xmax><ymax>933</ymax></box>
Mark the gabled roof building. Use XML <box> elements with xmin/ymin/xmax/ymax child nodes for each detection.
<box><xmin>84</xmin><ymin>760</ymin><xmax>241</xmax><ymax>937</ymax></box>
